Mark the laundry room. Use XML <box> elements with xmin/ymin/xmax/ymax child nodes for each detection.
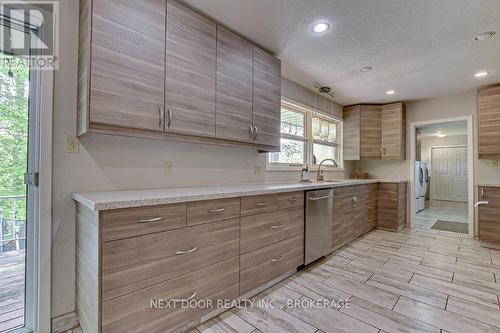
<box><xmin>414</xmin><ymin>120</ymin><xmax>470</xmax><ymax>233</ymax></box>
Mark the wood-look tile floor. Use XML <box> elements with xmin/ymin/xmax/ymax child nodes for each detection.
<box><xmin>64</xmin><ymin>225</ymin><xmax>500</xmax><ymax>333</ymax></box>
<box><xmin>191</xmin><ymin>228</ymin><xmax>500</xmax><ymax>333</ymax></box>
<box><xmin>416</xmin><ymin>200</ymin><xmax>468</xmax><ymax>230</ymax></box>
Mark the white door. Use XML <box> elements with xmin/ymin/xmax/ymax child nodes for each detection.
<box><xmin>431</xmin><ymin>147</ymin><xmax>468</xmax><ymax>202</ymax></box>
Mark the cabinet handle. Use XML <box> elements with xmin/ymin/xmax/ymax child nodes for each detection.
<box><xmin>249</xmin><ymin>125</ymin><xmax>254</xmax><ymax>140</ymax></box>
<box><xmin>474</xmin><ymin>201</ymin><xmax>489</xmax><ymax>207</ymax></box>
<box><xmin>255</xmin><ymin>202</ymin><xmax>269</xmax><ymax>207</ymax></box>
<box><xmin>208</xmin><ymin>208</ymin><xmax>225</xmax><ymax>214</ymax></box>
<box><xmin>167</xmin><ymin>108</ymin><xmax>172</xmax><ymax>128</ymax></box>
<box><xmin>137</xmin><ymin>216</ymin><xmax>163</xmax><ymax>223</ymax></box>
<box><xmin>481</xmin><ymin>188</ymin><xmax>486</xmax><ymax>199</ymax></box>
<box><xmin>253</xmin><ymin>126</ymin><xmax>258</xmax><ymax>140</ymax></box>
<box><xmin>173</xmin><ymin>292</ymin><xmax>197</xmax><ymax>302</ymax></box>
<box><xmin>175</xmin><ymin>246</ymin><xmax>198</xmax><ymax>255</ymax></box>
<box><xmin>271</xmin><ymin>224</ymin><xmax>283</xmax><ymax>230</ymax></box>
<box><xmin>288</xmin><ymin>197</ymin><xmax>297</xmax><ymax>202</ymax></box>
<box><xmin>158</xmin><ymin>106</ymin><xmax>164</xmax><ymax>128</ymax></box>
<box><xmin>271</xmin><ymin>255</ymin><xmax>283</xmax><ymax>262</ymax></box>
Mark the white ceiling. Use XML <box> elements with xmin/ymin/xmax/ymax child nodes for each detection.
<box><xmin>418</xmin><ymin>121</ymin><xmax>468</xmax><ymax>138</ymax></box>
<box><xmin>183</xmin><ymin>0</ymin><xmax>500</xmax><ymax>105</ymax></box>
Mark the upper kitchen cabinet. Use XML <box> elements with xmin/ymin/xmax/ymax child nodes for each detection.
<box><xmin>215</xmin><ymin>27</ymin><xmax>253</xmax><ymax>142</ymax></box>
<box><xmin>478</xmin><ymin>85</ymin><xmax>500</xmax><ymax>158</ymax></box>
<box><xmin>343</xmin><ymin>103</ymin><xmax>406</xmax><ymax>161</ymax></box>
<box><xmin>78</xmin><ymin>0</ymin><xmax>166</xmax><ymax>133</ymax></box>
<box><xmin>252</xmin><ymin>48</ymin><xmax>282</xmax><ymax>148</ymax></box>
<box><xmin>78</xmin><ymin>0</ymin><xmax>282</xmax><ymax>152</ymax></box>
<box><xmin>381</xmin><ymin>102</ymin><xmax>406</xmax><ymax>160</ymax></box>
<box><xmin>165</xmin><ymin>0</ymin><xmax>216</xmax><ymax>138</ymax></box>
<box><xmin>343</xmin><ymin>105</ymin><xmax>382</xmax><ymax>160</ymax></box>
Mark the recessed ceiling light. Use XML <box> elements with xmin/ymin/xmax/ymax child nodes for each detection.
<box><xmin>475</xmin><ymin>71</ymin><xmax>489</xmax><ymax>78</ymax></box>
<box><xmin>474</xmin><ymin>31</ymin><xmax>496</xmax><ymax>41</ymax></box>
<box><xmin>361</xmin><ymin>66</ymin><xmax>373</xmax><ymax>72</ymax></box>
<box><xmin>312</xmin><ymin>22</ymin><xmax>330</xmax><ymax>33</ymax></box>
<box><xmin>386</xmin><ymin>90</ymin><xmax>395</xmax><ymax>95</ymax></box>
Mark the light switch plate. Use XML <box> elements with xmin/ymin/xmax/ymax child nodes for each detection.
<box><xmin>255</xmin><ymin>165</ymin><xmax>263</xmax><ymax>176</ymax></box>
<box><xmin>66</xmin><ymin>135</ymin><xmax>79</xmax><ymax>153</ymax></box>
<box><xmin>491</xmin><ymin>160</ymin><xmax>499</xmax><ymax>168</ymax></box>
<box><xmin>164</xmin><ymin>161</ymin><xmax>173</xmax><ymax>175</ymax></box>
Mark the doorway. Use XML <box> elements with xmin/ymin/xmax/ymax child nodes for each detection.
<box><xmin>411</xmin><ymin>119</ymin><xmax>473</xmax><ymax>236</ymax></box>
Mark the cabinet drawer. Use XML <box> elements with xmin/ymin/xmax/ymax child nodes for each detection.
<box><xmin>478</xmin><ymin>187</ymin><xmax>500</xmax><ymax>243</ymax></box>
<box><xmin>187</xmin><ymin>198</ymin><xmax>240</xmax><ymax>226</ymax></box>
<box><xmin>241</xmin><ymin>194</ymin><xmax>278</xmax><ymax>216</ymax></box>
<box><xmin>240</xmin><ymin>235</ymin><xmax>303</xmax><ymax>295</ymax></box>
<box><xmin>241</xmin><ymin>206</ymin><xmax>304</xmax><ymax>254</ymax></box>
<box><xmin>102</xmin><ymin>218</ymin><xmax>239</xmax><ymax>301</ymax></box>
<box><xmin>277</xmin><ymin>191</ymin><xmax>304</xmax><ymax>210</ymax></box>
<box><xmin>101</xmin><ymin>203</ymin><xmax>186</xmax><ymax>242</ymax></box>
<box><xmin>102</xmin><ymin>257</ymin><xmax>239</xmax><ymax>333</ymax></box>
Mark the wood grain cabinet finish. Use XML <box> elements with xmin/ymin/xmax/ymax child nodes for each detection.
<box><xmin>186</xmin><ymin>197</ymin><xmax>240</xmax><ymax>226</ymax></box>
<box><xmin>377</xmin><ymin>182</ymin><xmax>407</xmax><ymax>231</ymax></box>
<box><xmin>165</xmin><ymin>0</ymin><xmax>216</xmax><ymax>138</ymax></box>
<box><xmin>101</xmin><ymin>203</ymin><xmax>186</xmax><ymax>242</ymax></box>
<box><xmin>85</xmin><ymin>0</ymin><xmax>166</xmax><ymax>132</ymax></box>
<box><xmin>381</xmin><ymin>102</ymin><xmax>406</xmax><ymax>160</ymax></box>
<box><xmin>102</xmin><ymin>257</ymin><xmax>239</xmax><ymax>333</ymax></box>
<box><xmin>78</xmin><ymin>0</ymin><xmax>281</xmax><ymax>152</ymax></box>
<box><xmin>343</xmin><ymin>103</ymin><xmax>406</xmax><ymax>161</ymax></box>
<box><xmin>478</xmin><ymin>85</ymin><xmax>500</xmax><ymax>158</ymax></box>
<box><xmin>252</xmin><ymin>47</ymin><xmax>282</xmax><ymax>147</ymax></box>
<box><xmin>102</xmin><ymin>218</ymin><xmax>239</xmax><ymax>301</ymax></box>
<box><xmin>343</xmin><ymin>105</ymin><xmax>382</xmax><ymax>160</ymax></box>
<box><xmin>240</xmin><ymin>235</ymin><xmax>304</xmax><ymax>295</ymax></box>
<box><xmin>478</xmin><ymin>186</ymin><xmax>500</xmax><ymax>243</ymax></box>
<box><xmin>216</xmin><ymin>26</ymin><xmax>253</xmax><ymax>142</ymax></box>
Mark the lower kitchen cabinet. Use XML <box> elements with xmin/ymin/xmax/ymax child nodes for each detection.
<box><xmin>478</xmin><ymin>186</ymin><xmax>500</xmax><ymax>243</ymax></box>
<box><xmin>332</xmin><ymin>184</ymin><xmax>378</xmax><ymax>250</ymax></box>
<box><xmin>378</xmin><ymin>182</ymin><xmax>407</xmax><ymax>231</ymax></box>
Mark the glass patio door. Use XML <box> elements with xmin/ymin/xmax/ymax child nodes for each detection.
<box><xmin>0</xmin><ymin>32</ymin><xmax>34</xmax><ymax>333</ymax></box>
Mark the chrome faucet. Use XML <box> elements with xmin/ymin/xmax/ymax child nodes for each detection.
<box><xmin>316</xmin><ymin>159</ymin><xmax>338</xmax><ymax>181</ymax></box>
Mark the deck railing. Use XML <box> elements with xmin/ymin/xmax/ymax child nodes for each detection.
<box><xmin>0</xmin><ymin>195</ymin><xmax>26</xmax><ymax>253</ymax></box>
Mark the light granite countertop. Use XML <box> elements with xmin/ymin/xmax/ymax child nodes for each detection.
<box><xmin>72</xmin><ymin>179</ymin><xmax>408</xmax><ymax>211</ymax></box>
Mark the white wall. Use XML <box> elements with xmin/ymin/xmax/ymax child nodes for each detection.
<box><xmin>51</xmin><ymin>1</ymin><xmax>348</xmax><ymax>317</ymax></box>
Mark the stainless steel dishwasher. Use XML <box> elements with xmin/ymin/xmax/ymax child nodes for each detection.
<box><xmin>305</xmin><ymin>188</ymin><xmax>334</xmax><ymax>265</ymax></box>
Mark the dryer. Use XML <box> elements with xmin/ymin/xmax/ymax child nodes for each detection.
<box><xmin>415</xmin><ymin>162</ymin><xmax>424</xmax><ymax>213</ymax></box>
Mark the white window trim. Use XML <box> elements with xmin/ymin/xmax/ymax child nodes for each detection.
<box><xmin>267</xmin><ymin>99</ymin><xmax>344</xmax><ymax>171</ymax></box>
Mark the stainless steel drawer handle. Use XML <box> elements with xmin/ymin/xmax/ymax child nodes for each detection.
<box><xmin>174</xmin><ymin>292</ymin><xmax>197</xmax><ymax>302</ymax></box>
<box><xmin>271</xmin><ymin>224</ymin><xmax>283</xmax><ymax>230</ymax></box>
<box><xmin>208</xmin><ymin>208</ymin><xmax>225</xmax><ymax>214</ymax></box>
<box><xmin>271</xmin><ymin>256</ymin><xmax>283</xmax><ymax>262</ymax></box>
<box><xmin>175</xmin><ymin>247</ymin><xmax>198</xmax><ymax>255</ymax></box>
<box><xmin>255</xmin><ymin>202</ymin><xmax>269</xmax><ymax>207</ymax></box>
<box><xmin>474</xmin><ymin>201</ymin><xmax>489</xmax><ymax>207</ymax></box>
<box><xmin>167</xmin><ymin>108</ymin><xmax>173</xmax><ymax>128</ymax></box>
<box><xmin>309</xmin><ymin>194</ymin><xmax>334</xmax><ymax>201</ymax></box>
<box><xmin>288</xmin><ymin>197</ymin><xmax>297</xmax><ymax>202</ymax></box>
<box><xmin>137</xmin><ymin>217</ymin><xmax>163</xmax><ymax>223</ymax></box>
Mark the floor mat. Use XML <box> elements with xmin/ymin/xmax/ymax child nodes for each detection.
<box><xmin>431</xmin><ymin>220</ymin><xmax>468</xmax><ymax>234</ymax></box>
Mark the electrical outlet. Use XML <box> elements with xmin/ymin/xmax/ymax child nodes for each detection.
<box><xmin>164</xmin><ymin>161</ymin><xmax>173</xmax><ymax>175</ymax></box>
<box><xmin>255</xmin><ymin>165</ymin><xmax>263</xmax><ymax>176</ymax></box>
<box><xmin>66</xmin><ymin>135</ymin><xmax>79</xmax><ymax>153</ymax></box>
<box><xmin>491</xmin><ymin>160</ymin><xmax>499</xmax><ymax>168</ymax></box>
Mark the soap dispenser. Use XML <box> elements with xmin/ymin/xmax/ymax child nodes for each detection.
<box><xmin>300</xmin><ymin>166</ymin><xmax>311</xmax><ymax>182</ymax></box>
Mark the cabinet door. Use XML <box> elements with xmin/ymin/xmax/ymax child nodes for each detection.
<box><xmin>252</xmin><ymin>47</ymin><xmax>281</xmax><ymax>148</ymax></box>
<box><xmin>216</xmin><ymin>27</ymin><xmax>253</xmax><ymax>142</ymax></box>
<box><xmin>90</xmin><ymin>0</ymin><xmax>166</xmax><ymax>131</ymax></box>
<box><xmin>166</xmin><ymin>0</ymin><xmax>216</xmax><ymax>137</ymax></box>
<box><xmin>478</xmin><ymin>85</ymin><xmax>500</xmax><ymax>158</ymax></box>
<box><xmin>360</xmin><ymin>105</ymin><xmax>382</xmax><ymax>159</ymax></box>
<box><xmin>478</xmin><ymin>187</ymin><xmax>500</xmax><ymax>243</ymax></box>
<box><xmin>381</xmin><ymin>102</ymin><xmax>406</xmax><ymax>160</ymax></box>
<box><xmin>343</xmin><ymin>105</ymin><xmax>361</xmax><ymax>160</ymax></box>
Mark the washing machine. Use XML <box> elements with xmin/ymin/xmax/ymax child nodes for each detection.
<box><xmin>419</xmin><ymin>162</ymin><xmax>428</xmax><ymax>211</ymax></box>
<box><xmin>415</xmin><ymin>162</ymin><xmax>424</xmax><ymax>213</ymax></box>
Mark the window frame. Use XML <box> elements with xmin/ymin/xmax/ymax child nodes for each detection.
<box><xmin>267</xmin><ymin>99</ymin><xmax>343</xmax><ymax>171</ymax></box>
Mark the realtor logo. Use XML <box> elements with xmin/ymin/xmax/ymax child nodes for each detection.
<box><xmin>0</xmin><ymin>0</ymin><xmax>59</xmax><ymax>69</ymax></box>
